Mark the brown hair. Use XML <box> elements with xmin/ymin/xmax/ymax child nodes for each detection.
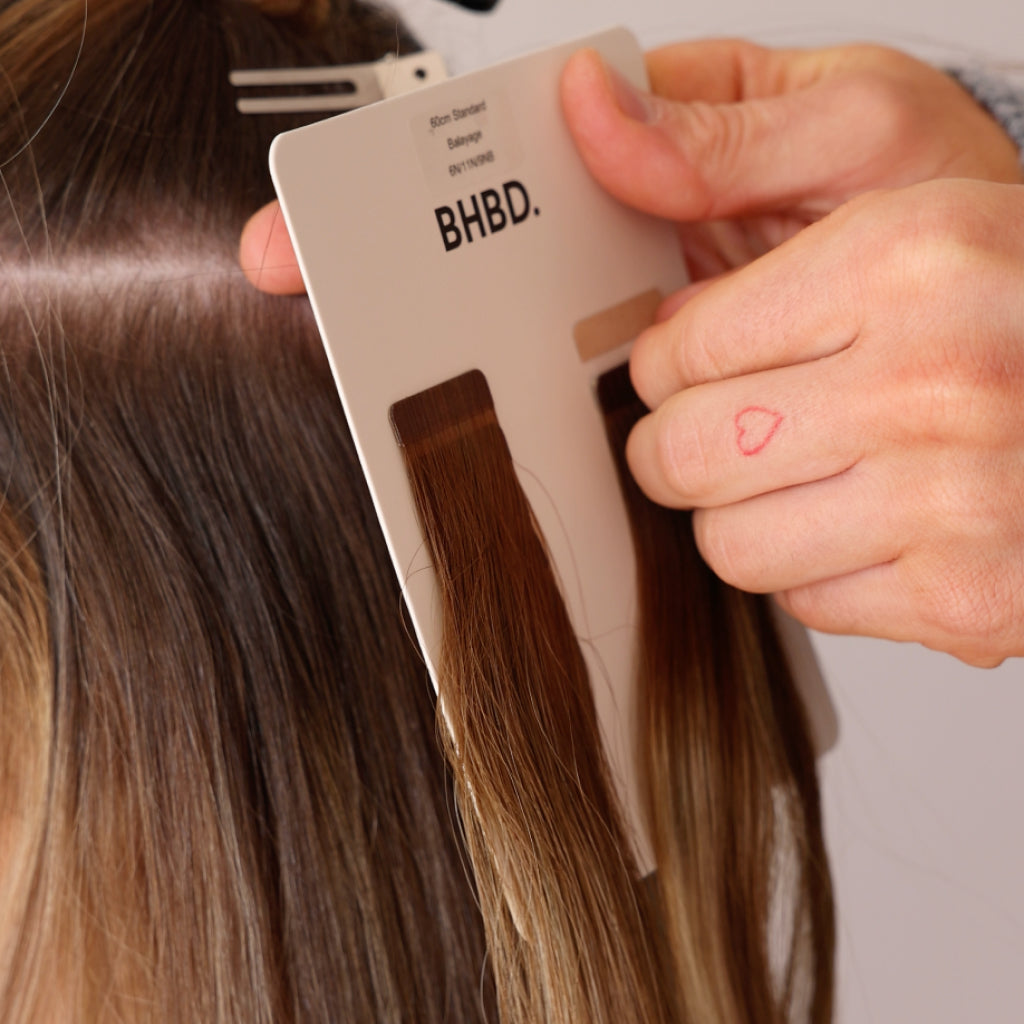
<box><xmin>598</xmin><ymin>365</ymin><xmax>834</xmax><ymax>1023</ymax></box>
<box><xmin>389</xmin><ymin>365</ymin><xmax>834</xmax><ymax>1024</ymax></box>
<box><xmin>0</xmin><ymin>0</ymin><xmax>834</xmax><ymax>1020</ymax></box>
<box><xmin>0</xmin><ymin>0</ymin><xmax>492</xmax><ymax>1020</ymax></box>
<box><xmin>392</xmin><ymin>370</ymin><xmax>672</xmax><ymax>1024</ymax></box>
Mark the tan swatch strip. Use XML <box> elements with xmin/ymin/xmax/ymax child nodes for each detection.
<box><xmin>573</xmin><ymin>288</ymin><xmax>662</xmax><ymax>362</ymax></box>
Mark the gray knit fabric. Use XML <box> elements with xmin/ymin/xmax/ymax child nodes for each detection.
<box><xmin>949</xmin><ymin>66</ymin><xmax>1024</xmax><ymax>164</ymax></box>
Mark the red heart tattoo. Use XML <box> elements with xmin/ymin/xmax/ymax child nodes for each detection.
<box><xmin>735</xmin><ymin>407</ymin><xmax>783</xmax><ymax>456</ymax></box>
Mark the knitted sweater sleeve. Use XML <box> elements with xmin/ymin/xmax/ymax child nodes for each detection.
<box><xmin>948</xmin><ymin>66</ymin><xmax>1024</xmax><ymax>163</ymax></box>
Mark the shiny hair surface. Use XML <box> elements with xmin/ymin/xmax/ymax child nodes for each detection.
<box><xmin>0</xmin><ymin>1</ymin><xmax>493</xmax><ymax>1020</ymax></box>
<box><xmin>0</xmin><ymin>0</ymin><xmax>834</xmax><ymax>1021</ymax></box>
<box><xmin>390</xmin><ymin>365</ymin><xmax>834</xmax><ymax>1024</ymax></box>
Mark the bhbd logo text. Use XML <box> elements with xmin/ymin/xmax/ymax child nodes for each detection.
<box><xmin>434</xmin><ymin>180</ymin><xmax>537</xmax><ymax>253</ymax></box>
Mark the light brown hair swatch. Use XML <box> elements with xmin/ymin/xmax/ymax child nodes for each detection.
<box><xmin>391</xmin><ymin>364</ymin><xmax>835</xmax><ymax>1024</ymax></box>
<box><xmin>597</xmin><ymin>363</ymin><xmax>835</xmax><ymax>1024</ymax></box>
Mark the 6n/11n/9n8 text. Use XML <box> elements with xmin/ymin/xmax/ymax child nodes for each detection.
<box><xmin>449</xmin><ymin>150</ymin><xmax>496</xmax><ymax>177</ymax></box>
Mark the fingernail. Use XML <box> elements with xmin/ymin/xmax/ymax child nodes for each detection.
<box><xmin>605</xmin><ymin>63</ymin><xmax>655</xmax><ymax>124</ymax></box>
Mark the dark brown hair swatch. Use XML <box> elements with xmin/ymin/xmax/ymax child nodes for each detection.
<box><xmin>390</xmin><ymin>364</ymin><xmax>835</xmax><ymax>1023</ymax></box>
<box><xmin>391</xmin><ymin>369</ymin><xmax>674</xmax><ymax>1024</ymax></box>
<box><xmin>597</xmin><ymin>363</ymin><xmax>835</xmax><ymax>1023</ymax></box>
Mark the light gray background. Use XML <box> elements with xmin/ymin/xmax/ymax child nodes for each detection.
<box><xmin>387</xmin><ymin>1</ymin><xmax>1024</xmax><ymax>1020</ymax></box>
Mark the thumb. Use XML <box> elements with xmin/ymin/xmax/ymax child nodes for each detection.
<box><xmin>560</xmin><ymin>48</ymin><xmax>851</xmax><ymax>222</ymax></box>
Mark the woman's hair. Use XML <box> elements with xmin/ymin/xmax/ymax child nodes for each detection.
<box><xmin>0</xmin><ymin>0</ymin><xmax>834</xmax><ymax>1021</ymax></box>
<box><xmin>0</xmin><ymin>1</ymin><xmax>494</xmax><ymax>1020</ymax></box>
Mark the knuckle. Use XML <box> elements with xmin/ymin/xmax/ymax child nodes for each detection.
<box><xmin>849</xmin><ymin>182</ymin><xmax>980</xmax><ymax>286</ymax></box>
<box><xmin>914</xmin><ymin>554</ymin><xmax>1014</xmax><ymax>660</ymax></box>
<box><xmin>854</xmin><ymin>190</ymin><xmax>1024</xmax><ymax>443</ymax></box>
<box><xmin>653</xmin><ymin>402</ymin><xmax>714</xmax><ymax>503</ymax></box>
<box><xmin>897</xmin><ymin>342</ymin><xmax>1021</xmax><ymax>455</ymax></box>
<box><xmin>835</xmin><ymin>70</ymin><xmax>922</xmax><ymax>154</ymax></box>
<box><xmin>671</xmin><ymin>315</ymin><xmax>722</xmax><ymax>389</ymax></box>
<box><xmin>899</xmin><ymin>355</ymin><xmax>978</xmax><ymax>445</ymax></box>
<box><xmin>773</xmin><ymin>585</ymin><xmax>829</xmax><ymax>634</ymax></box>
<box><xmin>888</xmin><ymin>182</ymin><xmax>998</xmax><ymax>280</ymax></box>
<box><xmin>692</xmin><ymin>508</ymin><xmax>765</xmax><ymax>590</ymax></box>
<box><xmin>674</xmin><ymin>102</ymin><xmax>745</xmax><ymax>218</ymax></box>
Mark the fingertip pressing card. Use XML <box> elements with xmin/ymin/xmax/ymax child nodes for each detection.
<box><xmin>269</xmin><ymin>27</ymin><xmax>835</xmax><ymax>869</ymax></box>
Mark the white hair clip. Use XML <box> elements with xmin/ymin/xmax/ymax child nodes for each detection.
<box><xmin>230</xmin><ymin>51</ymin><xmax>448</xmax><ymax>115</ymax></box>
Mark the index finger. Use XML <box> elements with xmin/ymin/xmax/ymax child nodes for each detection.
<box><xmin>239</xmin><ymin>200</ymin><xmax>306</xmax><ymax>295</ymax></box>
<box><xmin>644</xmin><ymin>39</ymin><xmax>822</xmax><ymax>103</ymax></box>
<box><xmin>630</xmin><ymin>192</ymin><xmax>879</xmax><ymax>408</ymax></box>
